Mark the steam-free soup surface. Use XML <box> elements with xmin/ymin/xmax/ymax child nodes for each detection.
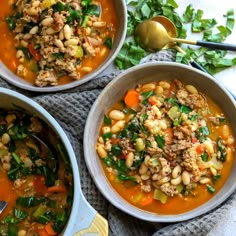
<box><xmin>96</xmin><ymin>79</ymin><xmax>235</xmax><ymax>214</ymax></box>
<box><xmin>0</xmin><ymin>0</ymin><xmax>117</xmax><ymax>87</ymax></box>
<box><xmin>0</xmin><ymin>109</ymin><xmax>73</xmax><ymax>235</ymax></box>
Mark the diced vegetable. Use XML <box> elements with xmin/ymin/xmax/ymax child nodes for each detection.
<box><xmin>153</xmin><ymin>189</ymin><xmax>168</xmax><ymax>204</ymax></box>
<box><xmin>74</xmin><ymin>46</ymin><xmax>84</xmax><ymax>59</ymax></box>
<box><xmin>124</xmin><ymin>90</ymin><xmax>140</xmax><ymax>108</ymax></box>
<box><xmin>41</xmin><ymin>0</ymin><xmax>56</xmax><ymax>10</ymax></box>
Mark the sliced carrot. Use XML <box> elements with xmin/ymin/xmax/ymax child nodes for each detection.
<box><xmin>139</xmin><ymin>193</ymin><xmax>153</xmax><ymax>206</ymax></box>
<box><xmin>38</xmin><ymin>229</ymin><xmax>49</xmax><ymax>236</ymax></box>
<box><xmin>124</xmin><ymin>90</ymin><xmax>140</xmax><ymax>108</ymax></box>
<box><xmin>45</xmin><ymin>222</ymin><xmax>57</xmax><ymax>236</ymax></box>
<box><xmin>47</xmin><ymin>185</ymin><xmax>67</xmax><ymax>193</ymax></box>
<box><xmin>148</xmin><ymin>96</ymin><xmax>158</xmax><ymax>105</ymax></box>
<box><xmin>196</xmin><ymin>144</ymin><xmax>205</xmax><ymax>154</ymax></box>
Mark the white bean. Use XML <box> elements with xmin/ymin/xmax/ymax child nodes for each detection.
<box><xmin>182</xmin><ymin>171</ymin><xmax>191</xmax><ymax>185</ymax></box>
<box><xmin>185</xmin><ymin>85</ymin><xmax>198</xmax><ymax>94</ymax></box>
<box><xmin>97</xmin><ymin>145</ymin><xmax>107</xmax><ymax>158</ymax></box>
<box><xmin>155</xmin><ymin>86</ymin><xmax>163</xmax><ymax>96</ymax></box>
<box><xmin>46</xmin><ymin>27</ymin><xmax>56</xmax><ymax>35</ymax></box>
<box><xmin>172</xmin><ymin>165</ymin><xmax>182</xmax><ymax>179</ymax></box>
<box><xmin>41</xmin><ymin>17</ymin><xmax>54</xmax><ymax>26</ymax></box>
<box><xmin>141</xmin><ymin>83</ymin><xmax>156</xmax><ymax>92</ymax></box>
<box><xmin>139</xmin><ymin>163</ymin><xmax>148</xmax><ymax>175</ymax></box>
<box><xmin>54</xmin><ymin>39</ymin><xmax>64</xmax><ymax>49</ymax></box>
<box><xmin>1</xmin><ymin>133</ymin><xmax>10</xmax><ymax>145</ymax></box>
<box><xmin>64</xmin><ymin>39</ymin><xmax>79</xmax><ymax>47</ymax></box>
<box><xmin>111</xmin><ymin>120</ymin><xmax>125</xmax><ymax>133</ymax></box>
<box><xmin>23</xmin><ymin>33</ymin><xmax>32</xmax><ymax>40</ymax></box>
<box><xmin>109</xmin><ymin>110</ymin><xmax>125</xmax><ymax>120</ymax></box>
<box><xmin>29</xmin><ymin>26</ymin><xmax>39</xmax><ymax>34</ymax></box>
<box><xmin>171</xmin><ymin>175</ymin><xmax>182</xmax><ymax>185</ymax></box>
<box><xmin>93</xmin><ymin>21</ymin><xmax>106</xmax><ymax>28</ymax></box>
<box><xmin>126</xmin><ymin>152</ymin><xmax>134</xmax><ymax>168</ymax></box>
<box><xmin>203</xmin><ymin>140</ymin><xmax>214</xmax><ymax>154</ymax></box>
<box><xmin>159</xmin><ymin>81</ymin><xmax>170</xmax><ymax>89</ymax></box>
<box><xmin>64</xmin><ymin>24</ymin><xmax>72</xmax><ymax>40</ymax></box>
<box><xmin>199</xmin><ymin>177</ymin><xmax>211</xmax><ymax>184</ymax></box>
<box><xmin>102</xmin><ymin>126</ymin><xmax>111</xmax><ymax>134</ymax></box>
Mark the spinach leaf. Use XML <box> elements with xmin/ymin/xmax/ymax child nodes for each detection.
<box><xmin>14</xmin><ymin>208</ymin><xmax>28</xmax><ymax>221</ymax></box>
<box><xmin>16</xmin><ymin>197</ymin><xmax>48</xmax><ymax>208</ymax></box>
<box><xmin>52</xmin><ymin>2</ymin><xmax>66</xmax><ymax>12</ymax></box>
<box><xmin>117</xmin><ymin>174</ymin><xmax>137</xmax><ymax>182</ymax></box>
<box><xmin>155</xmin><ymin>135</ymin><xmax>165</xmax><ymax>149</ymax></box>
<box><xmin>103</xmin><ymin>114</ymin><xmax>111</xmax><ymax>125</ymax></box>
<box><xmin>104</xmin><ymin>37</ymin><xmax>113</xmax><ymax>49</ymax></box>
<box><xmin>5</xmin><ymin>12</ymin><xmax>22</xmax><ymax>31</ymax></box>
<box><xmin>7</xmin><ymin>223</ymin><xmax>17</xmax><ymax>236</ymax></box>
<box><xmin>111</xmin><ymin>144</ymin><xmax>122</xmax><ymax>156</ymax></box>
<box><xmin>217</xmin><ymin>138</ymin><xmax>227</xmax><ymax>162</ymax></box>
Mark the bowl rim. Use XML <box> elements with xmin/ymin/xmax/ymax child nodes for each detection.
<box><xmin>83</xmin><ymin>61</ymin><xmax>236</xmax><ymax>222</ymax></box>
<box><xmin>0</xmin><ymin>0</ymin><xmax>127</xmax><ymax>92</ymax></box>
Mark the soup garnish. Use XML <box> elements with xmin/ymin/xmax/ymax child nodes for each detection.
<box><xmin>0</xmin><ymin>0</ymin><xmax>117</xmax><ymax>87</ymax></box>
<box><xmin>96</xmin><ymin>80</ymin><xmax>235</xmax><ymax>214</ymax></box>
<box><xmin>0</xmin><ymin>109</ymin><xmax>73</xmax><ymax>235</ymax></box>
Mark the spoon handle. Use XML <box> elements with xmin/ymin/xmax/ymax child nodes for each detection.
<box><xmin>196</xmin><ymin>41</ymin><xmax>236</xmax><ymax>51</ymax></box>
<box><xmin>190</xmin><ymin>60</ymin><xmax>208</xmax><ymax>73</ymax></box>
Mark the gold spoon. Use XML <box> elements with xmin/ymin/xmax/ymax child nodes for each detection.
<box><xmin>135</xmin><ymin>16</ymin><xmax>236</xmax><ymax>51</ymax></box>
<box><xmin>137</xmin><ymin>16</ymin><xmax>208</xmax><ymax>72</ymax></box>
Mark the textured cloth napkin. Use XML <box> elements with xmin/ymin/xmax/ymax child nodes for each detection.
<box><xmin>0</xmin><ymin>50</ymin><xmax>235</xmax><ymax>236</ymax></box>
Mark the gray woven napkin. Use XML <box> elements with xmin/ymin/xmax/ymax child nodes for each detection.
<box><xmin>0</xmin><ymin>50</ymin><xmax>235</xmax><ymax>236</ymax></box>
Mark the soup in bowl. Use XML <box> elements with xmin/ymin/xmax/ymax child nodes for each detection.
<box><xmin>0</xmin><ymin>88</ymin><xmax>108</xmax><ymax>235</ymax></box>
<box><xmin>84</xmin><ymin>62</ymin><xmax>236</xmax><ymax>222</ymax></box>
<box><xmin>0</xmin><ymin>0</ymin><xmax>127</xmax><ymax>92</ymax></box>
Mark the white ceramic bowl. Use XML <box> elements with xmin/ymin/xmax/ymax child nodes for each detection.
<box><xmin>0</xmin><ymin>88</ymin><xmax>108</xmax><ymax>235</ymax></box>
<box><xmin>84</xmin><ymin>61</ymin><xmax>236</xmax><ymax>222</ymax></box>
<box><xmin>0</xmin><ymin>0</ymin><xmax>127</xmax><ymax>92</ymax></box>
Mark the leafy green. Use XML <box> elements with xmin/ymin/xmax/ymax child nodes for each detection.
<box><xmin>111</xmin><ymin>144</ymin><xmax>122</xmax><ymax>156</ymax></box>
<box><xmin>115</xmin><ymin>0</ymin><xmax>185</xmax><ymax>69</ymax></box>
<box><xmin>207</xmin><ymin>184</ymin><xmax>215</xmax><ymax>194</ymax></box>
<box><xmin>103</xmin><ymin>114</ymin><xmax>112</xmax><ymax>125</ymax></box>
<box><xmin>16</xmin><ymin>197</ymin><xmax>48</xmax><ymax>208</ymax></box>
<box><xmin>5</xmin><ymin>12</ymin><xmax>22</xmax><ymax>31</ymax></box>
<box><xmin>155</xmin><ymin>135</ymin><xmax>165</xmax><ymax>149</ymax></box>
<box><xmin>104</xmin><ymin>37</ymin><xmax>113</xmax><ymax>49</ymax></box>
<box><xmin>217</xmin><ymin>138</ymin><xmax>227</xmax><ymax>162</ymax></box>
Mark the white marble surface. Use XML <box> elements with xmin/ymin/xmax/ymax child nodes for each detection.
<box><xmin>176</xmin><ymin>0</ymin><xmax>236</xmax><ymax>96</ymax></box>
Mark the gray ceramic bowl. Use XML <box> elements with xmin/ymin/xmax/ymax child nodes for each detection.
<box><xmin>84</xmin><ymin>61</ymin><xmax>236</xmax><ymax>222</ymax></box>
<box><xmin>0</xmin><ymin>88</ymin><xmax>108</xmax><ymax>235</ymax></box>
<box><xmin>0</xmin><ymin>0</ymin><xmax>127</xmax><ymax>93</ymax></box>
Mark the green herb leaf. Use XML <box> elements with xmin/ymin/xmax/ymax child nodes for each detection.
<box><xmin>104</xmin><ymin>37</ymin><xmax>113</xmax><ymax>49</ymax></box>
<box><xmin>155</xmin><ymin>135</ymin><xmax>165</xmax><ymax>149</ymax></box>
<box><xmin>104</xmin><ymin>114</ymin><xmax>112</xmax><ymax>125</ymax></box>
<box><xmin>207</xmin><ymin>185</ymin><xmax>215</xmax><ymax>194</ymax></box>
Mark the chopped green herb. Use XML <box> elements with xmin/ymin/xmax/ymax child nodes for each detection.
<box><xmin>104</xmin><ymin>37</ymin><xmax>113</xmax><ymax>49</ymax></box>
<box><xmin>207</xmin><ymin>185</ymin><xmax>215</xmax><ymax>194</ymax></box>
<box><xmin>155</xmin><ymin>135</ymin><xmax>165</xmax><ymax>149</ymax></box>
<box><xmin>213</xmin><ymin>174</ymin><xmax>221</xmax><ymax>183</ymax></box>
<box><xmin>103</xmin><ymin>114</ymin><xmax>112</xmax><ymax>125</ymax></box>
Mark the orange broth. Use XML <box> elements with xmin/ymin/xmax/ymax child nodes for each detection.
<box><xmin>99</xmin><ymin>87</ymin><xmax>235</xmax><ymax>214</ymax></box>
<box><xmin>0</xmin><ymin>0</ymin><xmax>117</xmax><ymax>85</ymax></box>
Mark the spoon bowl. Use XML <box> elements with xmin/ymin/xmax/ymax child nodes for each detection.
<box><xmin>135</xmin><ymin>16</ymin><xmax>236</xmax><ymax>51</ymax></box>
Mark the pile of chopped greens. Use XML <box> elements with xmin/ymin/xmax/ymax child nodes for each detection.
<box><xmin>115</xmin><ymin>0</ymin><xmax>235</xmax><ymax>75</ymax></box>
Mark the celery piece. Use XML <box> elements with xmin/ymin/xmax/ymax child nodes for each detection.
<box><xmin>176</xmin><ymin>183</ymin><xmax>184</xmax><ymax>193</ymax></box>
<box><xmin>167</xmin><ymin>106</ymin><xmax>180</xmax><ymax>121</ymax></box>
<box><xmin>74</xmin><ymin>46</ymin><xmax>84</xmax><ymax>59</ymax></box>
<box><xmin>135</xmin><ymin>138</ymin><xmax>145</xmax><ymax>152</ymax></box>
<box><xmin>153</xmin><ymin>189</ymin><xmax>168</xmax><ymax>204</ymax></box>
<box><xmin>32</xmin><ymin>204</ymin><xmax>47</xmax><ymax>218</ymax></box>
